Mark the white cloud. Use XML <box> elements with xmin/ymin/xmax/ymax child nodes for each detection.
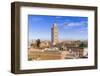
<box><xmin>61</xmin><ymin>21</ymin><xmax>88</xmax><ymax>32</ymax></box>
<box><xmin>63</xmin><ymin>21</ymin><xmax>87</xmax><ymax>27</ymax></box>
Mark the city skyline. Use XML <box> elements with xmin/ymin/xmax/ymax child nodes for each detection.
<box><xmin>28</xmin><ymin>15</ymin><xmax>88</xmax><ymax>41</ymax></box>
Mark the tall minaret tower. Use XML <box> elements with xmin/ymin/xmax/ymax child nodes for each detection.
<box><xmin>51</xmin><ymin>23</ymin><xmax>59</xmax><ymax>46</ymax></box>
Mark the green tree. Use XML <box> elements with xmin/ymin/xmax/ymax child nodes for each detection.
<box><xmin>79</xmin><ymin>43</ymin><xmax>87</xmax><ymax>48</ymax></box>
<box><xmin>36</xmin><ymin>39</ymin><xmax>41</xmax><ymax>48</ymax></box>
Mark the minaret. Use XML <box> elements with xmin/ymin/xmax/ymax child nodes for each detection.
<box><xmin>51</xmin><ymin>23</ymin><xmax>59</xmax><ymax>46</ymax></box>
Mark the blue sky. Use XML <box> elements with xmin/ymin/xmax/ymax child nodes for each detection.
<box><xmin>28</xmin><ymin>15</ymin><xmax>88</xmax><ymax>41</ymax></box>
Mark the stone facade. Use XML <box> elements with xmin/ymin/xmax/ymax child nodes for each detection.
<box><xmin>51</xmin><ymin>23</ymin><xmax>59</xmax><ymax>46</ymax></box>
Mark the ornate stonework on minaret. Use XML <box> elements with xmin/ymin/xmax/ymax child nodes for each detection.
<box><xmin>51</xmin><ymin>23</ymin><xmax>59</xmax><ymax>46</ymax></box>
